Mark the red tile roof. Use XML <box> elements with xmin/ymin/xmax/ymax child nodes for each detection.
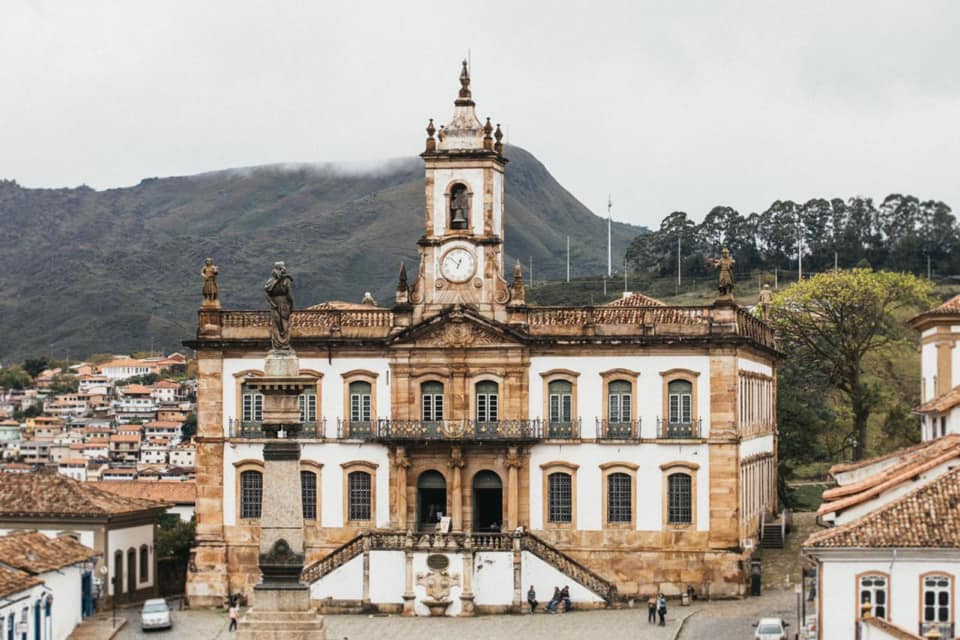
<box><xmin>0</xmin><ymin>565</ymin><xmax>42</xmax><ymax>599</ymax></box>
<box><xmin>604</xmin><ymin>292</ymin><xmax>666</xmax><ymax>307</ymax></box>
<box><xmin>95</xmin><ymin>480</ymin><xmax>195</xmax><ymax>504</ymax></box>
<box><xmin>0</xmin><ymin>530</ymin><xmax>98</xmax><ymax>573</ymax></box>
<box><xmin>0</xmin><ymin>471</ymin><xmax>167</xmax><ymax>518</ymax></box>
<box><xmin>806</xmin><ymin>466</ymin><xmax>960</xmax><ymax>548</ymax></box>
<box><xmin>915</xmin><ymin>386</ymin><xmax>960</xmax><ymax>414</ymax></box>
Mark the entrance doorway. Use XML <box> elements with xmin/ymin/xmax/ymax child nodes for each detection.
<box><xmin>473</xmin><ymin>470</ymin><xmax>503</xmax><ymax>532</ymax></box>
<box><xmin>127</xmin><ymin>548</ymin><xmax>136</xmax><ymax>601</ymax></box>
<box><xmin>417</xmin><ymin>470</ymin><xmax>447</xmax><ymax>531</ymax></box>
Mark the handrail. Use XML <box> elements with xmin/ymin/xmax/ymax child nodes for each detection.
<box><xmin>596</xmin><ymin>419</ymin><xmax>641</xmax><ymax>440</ymax></box>
<box><xmin>226</xmin><ymin>418</ymin><xmax>325</xmax><ymax>439</ymax></box>
<box><xmin>221</xmin><ymin>309</ymin><xmax>394</xmax><ymax>329</ymax></box>
<box><xmin>301</xmin><ymin>533</ymin><xmax>365</xmax><ymax>584</ymax></box>
<box><xmin>655</xmin><ymin>417</ymin><xmax>703</xmax><ymax>439</ymax></box>
<box><xmin>520</xmin><ymin>532</ymin><xmax>618</xmax><ymax>602</ymax></box>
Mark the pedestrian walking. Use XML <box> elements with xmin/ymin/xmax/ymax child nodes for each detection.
<box><xmin>228</xmin><ymin>603</ymin><xmax>239</xmax><ymax>632</ymax></box>
<box><xmin>647</xmin><ymin>594</ymin><xmax>657</xmax><ymax>623</ymax></box>
<box><xmin>657</xmin><ymin>593</ymin><xmax>667</xmax><ymax>626</ymax></box>
<box><xmin>527</xmin><ymin>585</ymin><xmax>538</xmax><ymax>613</ymax></box>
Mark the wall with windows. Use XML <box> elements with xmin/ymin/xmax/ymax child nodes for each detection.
<box><xmin>105</xmin><ymin>524</ymin><xmax>154</xmax><ymax>596</ymax></box>
<box><xmin>527</xmin><ymin>356</ymin><xmax>711</xmax><ymax>438</ymax></box>
<box><xmin>222</xmin><ymin>441</ymin><xmax>390</xmax><ymax>528</ymax></box>
<box><xmin>527</xmin><ymin>442</ymin><xmax>710</xmax><ymax>532</ymax></box>
<box><xmin>817</xmin><ymin>553</ymin><xmax>960</xmax><ymax>640</ymax></box>
<box><xmin>41</xmin><ymin>565</ymin><xmax>86</xmax><ymax>640</ymax></box>
<box><xmin>0</xmin><ymin>582</ymin><xmax>46</xmax><ymax>640</ymax></box>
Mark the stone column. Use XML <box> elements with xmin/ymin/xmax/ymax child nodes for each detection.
<box><xmin>511</xmin><ymin>534</ymin><xmax>522</xmax><ymax>613</ymax></box>
<box><xmin>449</xmin><ymin>447</ymin><xmax>464</xmax><ymax>532</ymax></box>
<box><xmin>395</xmin><ymin>447</ymin><xmax>410</xmax><ymax>530</ymax></box>
<box><xmin>505</xmin><ymin>447</ymin><xmax>521</xmax><ymax>531</ymax></box>
<box><xmin>402</xmin><ymin>531</ymin><xmax>415</xmax><ymax>616</ymax></box>
<box><xmin>460</xmin><ymin>536</ymin><xmax>475</xmax><ymax>616</ymax></box>
<box><xmin>361</xmin><ymin>536</ymin><xmax>371</xmax><ymax>609</ymax></box>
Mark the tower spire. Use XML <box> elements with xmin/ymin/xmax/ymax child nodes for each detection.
<box><xmin>456</xmin><ymin>59</ymin><xmax>473</xmax><ymax>106</ymax></box>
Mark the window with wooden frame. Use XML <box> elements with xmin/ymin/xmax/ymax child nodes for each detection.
<box><xmin>241</xmin><ymin>386</ymin><xmax>263</xmax><ymax>425</ymax></box>
<box><xmin>859</xmin><ymin>573</ymin><xmax>888</xmax><ymax>620</ymax></box>
<box><xmin>608</xmin><ymin>380</ymin><xmax>632</xmax><ymax>424</ymax></box>
<box><xmin>139</xmin><ymin>545</ymin><xmax>149</xmax><ymax>583</ymax></box>
<box><xmin>341</xmin><ymin>461</ymin><xmax>378</xmax><ymax>525</ymax></box>
<box><xmin>540</xmin><ymin>461</ymin><xmax>578</xmax><ymax>529</ymax></box>
<box><xmin>601</xmin><ymin>462</ymin><xmax>638</xmax><ymax>528</ymax></box>
<box><xmin>475</xmin><ymin>380</ymin><xmax>499</xmax><ymax>423</ymax></box>
<box><xmin>660</xmin><ymin>460</ymin><xmax>699</xmax><ymax>528</ymax></box>
<box><xmin>421</xmin><ymin>381</ymin><xmax>444</xmax><ymax>422</ymax></box>
<box><xmin>300</xmin><ymin>469</ymin><xmax>318</xmax><ymax>520</ymax></box>
<box><xmin>349</xmin><ymin>381</ymin><xmax>372</xmax><ymax>424</ymax></box>
<box><xmin>240</xmin><ymin>469</ymin><xmax>263</xmax><ymax>519</ymax></box>
<box><xmin>341</xmin><ymin>370</ymin><xmax>378</xmax><ymax>438</ymax></box>
<box><xmin>921</xmin><ymin>573</ymin><xmax>952</xmax><ymax>635</ymax></box>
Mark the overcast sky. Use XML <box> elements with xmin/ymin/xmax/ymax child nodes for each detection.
<box><xmin>2</xmin><ymin>1</ymin><xmax>958</xmax><ymax>229</ymax></box>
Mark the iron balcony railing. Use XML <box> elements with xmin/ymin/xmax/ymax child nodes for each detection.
<box><xmin>335</xmin><ymin>419</ymin><xmax>377</xmax><ymax>441</ymax></box>
<box><xmin>596</xmin><ymin>419</ymin><xmax>642</xmax><ymax>440</ymax></box>
<box><xmin>227</xmin><ymin>418</ymin><xmax>325</xmax><ymax>439</ymax></box>
<box><xmin>372</xmin><ymin>419</ymin><xmax>545</xmax><ymax>442</ymax></box>
<box><xmin>544</xmin><ymin>419</ymin><xmax>581</xmax><ymax>439</ymax></box>
<box><xmin>655</xmin><ymin>417</ymin><xmax>703</xmax><ymax>439</ymax></box>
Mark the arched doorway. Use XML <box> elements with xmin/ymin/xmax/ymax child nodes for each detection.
<box><xmin>127</xmin><ymin>548</ymin><xmax>136</xmax><ymax>601</ymax></box>
<box><xmin>113</xmin><ymin>550</ymin><xmax>123</xmax><ymax>603</ymax></box>
<box><xmin>473</xmin><ymin>470</ymin><xmax>503</xmax><ymax>532</ymax></box>
<box><xmin>417</xmin><ymin>470</ymin><xmax>447</xmax><ymax>532</ymax></box>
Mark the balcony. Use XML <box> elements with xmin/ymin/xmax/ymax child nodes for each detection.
<box><xmin>544</xmin><ymin>419</ymin><xmax>581</xmax><ymax>439</ymax></box>
<box><xmin>227</xmin><ymin>418</ymin><xmax>325</xmax><ymax>440</ymax></box>
<box><xmin>365</xmin><ymin>419</ymin><xmax>544</xmax><ymax>442</ymax></box>
<box><xmin>596</xmin><ymin>419</ymin><xmax>641</xmax><ymax>440</ymax></box>
<box><xmin>656</xmin><ymin>417</ymin><xmax>703</xmax><ymax>439</ymax></box>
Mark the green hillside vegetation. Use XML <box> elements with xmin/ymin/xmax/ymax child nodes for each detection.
<box><xmin>0</xmin><ymin>146</ymin><xmax>641</xmax><ymax>361</ymax></box>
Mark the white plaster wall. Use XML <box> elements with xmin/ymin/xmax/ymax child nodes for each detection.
<box><xmin>106</xmin><ymin>524</ymin><xmax>154</xmax><ymax>595</ymax></box>
<box><xmin>43</xmin><ymin>566</ymin><xmax>84</xmax><ymax>640</ymax></box>
<box><xmin>309</xmin><ymin>554</ymin><xmax>363</xmax><ymax>601</ymax></box>
<box><xmin>739</xmin><ymin>434</ymin><xmax>775</xmax><ymax>459</ymax></box>
<box><xmin>222</xmin><ymin>356</ymin><xmax>392</xmax><ymax>437</ymax></box>
<box><xmin>527</xmin><ymin>355</ymin><xmax>712</xmax><ymax>440</ymax></box>
<box><xmin>527</xmin><ymin>442</ymin><xmax>709</xmax><ymax>531</ymax></box>
<box><xmin>412</xmin><ymin>553</ymin><xmax>463</xmax><ymax>616</ymax></box>
<box><xmin>737</xmin><ymin>357</ymin><xmax>772</xmax><ymax>377</ymax></box>
<box><xmin>818</xmin><ymin>554</ymin><xmax>960</xmax><ymax>640</ymax></box>
<box><xmin>168</xmin><ymin>505</ymin><xmax>194</xmax><ymax>522</ymax></box>
<box><xmin>222</xmin><ymin>441</ymin><xmax>390</xmax><ymax>527</ymax></box>
<box><xmin>368</xmin><ymin>550</ymin><xmax>405</xmax><ymax>604</ymax></box>
<box><xmin>921</xmin><ymin>341</ymin><xmax>937</xmax><ymax>402</ymax></box>
<box><xmin>472</xmin><ymin>552</ymin><xmax>513</xmax><ymax>605</ymax></box>
<box><xmin>520</xmin><ymin>551</ymin><xmax>604</xmax><ymax>603</ymax></box>
<box><xmin>429</xmin><ymin>168</ymin><xmax>484</xmax><ymax>236</ymax></box>
<box><xmin>493</xmin><ymin>171</ymin><xmax>503</xmax><ymax>246</ymax></box>
<box><xmin>0</xmin><ymin>583</ymin><xmax>46</xmax><ymax>640</ymax></box>
<box><xmin>835</xmin><ymin>459</ymin><xmax>958</xmax><ymax>525</ymax></box>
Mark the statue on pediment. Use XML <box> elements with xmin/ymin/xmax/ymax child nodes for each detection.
<box><xmin>264</xmin><ymin>262</ymin><xmax>294</xmax><ymax>351</ymax></box>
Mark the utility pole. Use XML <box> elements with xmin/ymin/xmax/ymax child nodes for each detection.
<box><xmin>607</xmin><ymin>195</ymin><xmax>613</xmax><ymax>278</ymax></box>
<box><xmin>797</xmin><ymin>225</ymin><xmax>803</xmax><ymax>281</ymax></box>
<box><xmin>834</xmin><ymin>252</ymin><xmax>838</xmax><ymax>271</ymax></box>
<box><xmin>928</xmin><ymin>254</ymin><xmax>932</xmax><ymax>279</ymax></box>
<box><xmin>677</xmin><ymin>233</ymin><xmax>682</xmax><ymax>294</ymax></box>
<box><xmin>603</xmin><ymin>276</ymin><xmax>607</xmax><ymax>296</ymax></box>
<box><xmin>623</xmin><ymin>258</ymin><xmax>628</xmax><ymax>293</ymax></box>
<box><xmin>529</xmin><ymin>256</ymin><xmax>533</xmax><ymax>287</ymax></box>
<box><xmin>566</xmin><ymin>236</ymin><xmax>570</xmax><ymax>283</ymax></box>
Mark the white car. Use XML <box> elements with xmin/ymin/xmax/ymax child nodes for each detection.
<box><xmin>753</xmin><ymin>617</ymin><xmax>789</xmax><ymax>640</ymax></box>
<box><xmin>140</xmin><ymin>598</ymin><xmax>172</xmax><ymax>631</ymax></box>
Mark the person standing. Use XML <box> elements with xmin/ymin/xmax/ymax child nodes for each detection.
<box><xmin>657</xmin><ymin>593</ymin><xmax>667</xmax><ymax>626</ymax></box>
<box><xmin>228</xmin><ymin>603</ymin><xmax>239</xmax><ymax>632</ymax></box>
<box><xmin>647</xmin><ymin>594</ymin><xmax>657</xmax><ymax>623</ymax></box>
<box><xmin>527</xmin><ymin>585</ymin><xmax>538</xmax><ymax>613</ymax></box>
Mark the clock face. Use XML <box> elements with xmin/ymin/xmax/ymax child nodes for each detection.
<box><xmin>441</xmin><ymin>248</ymin><xmax>476</xmax><ymax>283</ymax></box>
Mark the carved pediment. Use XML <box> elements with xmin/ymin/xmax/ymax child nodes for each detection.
<box><xmin>393</xmin><ymin>307</ymin><xmax>523</xmax><ymax>348</ymax></box>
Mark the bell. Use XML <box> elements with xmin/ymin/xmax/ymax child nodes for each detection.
<box><xmin>451</xmin><ymin>206</ymin><xmax>468</xmax><ymax>229</ymax></box>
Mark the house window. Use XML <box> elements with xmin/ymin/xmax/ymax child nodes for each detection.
<box><xmin>668</xmin><ymin>380</ymin><xmax>692</xmax><ymax>424</ymax></box>
<box><xmin>349</xmin><ymin>381</ymin><xmax>372</xmax><ymax>424</ymax></box>
<box><xmin>549</xmin><ymin>380</ymin><xmax>573</xmax><ymax>424</ymax></box>
<box><xmin>607</xmin><ymin>472</ymin><xmax>632</xmax><ymax>523</ymax></box>
<box><xmin>139</xmin><ymin>545</ymin><xmax>149</xmax><ymax>583</ymax></box>
<box><xmin>476</xmin><ymin>381</ymin><xmax>499</xmax><ymax>423</ymax></box>
<box><xmin>608</xmin><ymin>380</ymin><xmax>632</xmax><ymax>423</ymax></box>
<box><xmin>241</xmin><ymin>389</ymin><xmax>263</xmax><ymax>424</ymax></box>
<box><xmin>348</xmin><ymin>471</ymin><xmax>372</xmax><ymax>521</ymax></box>
<box><xmin>421</xmin><ymin>381</ymin><xmax>444</xmax><ymax>422</ymax></box>
<box><xmin>923</xmin><ymin>575</ymin><xmax>951</xmax><ymax>630</ymax></box>
<box><xmin>240</xmin><ymin>470</ymin><xmax>263</xmax><ymax>519</ymax></box>
<box><xmin>667</xmin><ymin>472</ymin><xmax>692</xmax><ymax>524</ymax></box>
<box><xmin>859</xmin><ymin>574</ymin><xmax>888</xmax><ymax>619</ymax></box>
<box><xmin>301</xmin><ymin>470</ymin><xmax>317</xmax><ymax>520</ymax></box>
<box><xmin>547</xmin><ymin>472</ymin><xmax>572</xmax><ymax>523</ymax></box>
<box><xmin>298</xmin><ymin>391</ymin><xmax>317</xmax><ymax>424</ymax></box>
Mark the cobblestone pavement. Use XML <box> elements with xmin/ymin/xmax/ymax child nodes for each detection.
<box><xmin>115</xmin><ymin>603</ymin><xmax>228</xmax><ymax>639</ymax></box>
<box><xmin>678</xmin><ymin>588</ymin><xmax>802</xmax><ymax>640</ymax></box>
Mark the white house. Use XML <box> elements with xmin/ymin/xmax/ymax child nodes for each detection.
<box><xmin>0</xmin><ymin>566</ymin><xmax>46</xmax><ymax>640</ymax></box>
<box><xmin>0</xmin><ymin>531</ymin><xmax>99</xmax><ymax>640</ymax></box>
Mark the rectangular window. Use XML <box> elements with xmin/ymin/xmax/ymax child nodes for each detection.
<box><xmin>548</xmin><ymin>472</ymin><xmax>572</xmax><ymax>523</ymax></box>
<box><xmin>607</xmin><ymin>473</ymin><xmax>632</xmax><ymax>523</ymax></box>
<box><xmin>550</xmin><ymin>394</ymin><xmax>572</xmax><ymax>423</ymax></box>
<box><xmin>348</xmin><ymin>471</ymin><xmax>371</xmax><ymax>521</ymax></box>
<box><xmin>301</xmin><ymin>471</ymin><xmax>317</xmax><ymax>520</ymax></box>
<box><xmin>422</xmin><ymin>394</ymin><xmax>443</xmax><ymax>421</ymax></box>
<box><xmin>667</xmin><ymin>473</ymin><xmax>692</xmax><ymax>524</ymax></box>
<box><xmin>240</xmin><ymin>470</ymin><xmax>262</xmax><ymax>519</ymax></box>
<box><xmin>299</xmin><ymin>394</ymin><xmax>316</xmax><ymax>423</ymax></box>
<box><xmin>242</xmin><ymin>393</ymin><xmax>263</xmax><ymax>423</ymax></box>
<box><xmin>923</xmin><ymin>575</ymin><xmax>951</xmax><ymax>631</ymax></box>
<box><xmin>476</xmin><ymin>393</ymin><xmax>499</xmax><ymax>422</ymax></box>
<box><xmin>139</xmin><ymin>546</ymin><xmax>149</xmax><ymax>583</ymax></box>
<box><xmin>350</xmin><ymin>393</ymin><xmax>371</xmax><ymax>423</ymax></box>
<box><xmin>859</xmin><ymin>575</ymin><xmax>887</xmax><ymax>619</ymax></box>
<box><xmin>668</xmin><ymin>394</ymin><xmax>692</xmax><ymax>424</ymax></box>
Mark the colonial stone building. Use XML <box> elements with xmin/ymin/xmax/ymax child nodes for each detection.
<box><xmin>185</xmin><ymin>63</ymin><xmax>779</xmax><ymax>613</ymax></box>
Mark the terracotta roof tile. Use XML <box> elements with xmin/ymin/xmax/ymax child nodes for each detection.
<box><xmin>0</xmin><ymin>530</ymin><xmax>98</xmax><ymax>573</ymax></box>
<box><xmin>604</xmin><ymin>292</ymin><xmax>666</xmax><ymax>307</ymax></box>
<box><xmin>829</xmin><ymin>436</ymin><xmax>956</xmax><ymax>475</ymax></box>
<box><xmin>94</xmin><ymin>480</ymin><xmax>195</xmax><ymax>504</ymax></box>
<box><xmin>0</xmin><ymin>471</ymin><xmax>167</xmax><ymax>518</ymax></box>
<box><xmin>915</xmin><ymin>387</ymin><xmax>960</xmax><ymax>414</ymax></box>
<box><xmin>0</xmin><ymin>565</ymin><xmax>42</xmax><ymax>599</ymax></box>
<box><xmin>120</xmin><ymin>384</ymin><xmax>153</xmax><ymax>394</ymax></box>
<box><xmin>806</xmin><ymin>466</ymin><xmax>960</xmax><ymax>548</ymax></box>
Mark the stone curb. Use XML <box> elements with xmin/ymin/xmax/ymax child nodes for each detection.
<box><xmin>671</xmin><ymin>608</ymin><xmax>701</xmax><ymax>640</ymax></box>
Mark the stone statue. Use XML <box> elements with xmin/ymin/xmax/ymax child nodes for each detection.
<box><xmin>200</xmin><ymin>258</ymin><xmax>219</xmax><ymax>306</ymax></box>
<box><xmin>758</xmin><ymin>284</ymin><xmax>773</xmax><ymax>320</ymax></box>
<box><xmin>264</xmin><ymin>262</ymin><xmax>294</xmax><ymax>351</ymax></box>
<box><xmin>710</xmin><ymin>248</ymin><xmax>736</xmax><ymax>300</ymax></box>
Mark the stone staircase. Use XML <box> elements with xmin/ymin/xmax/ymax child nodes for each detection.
<box><xmin>300</xmin><ymin>530</ymin><xmax>620</xmax><ymax>604</ymax></box>
<box><xmin>760</xmin><ymin>510</ymin><xmax>791</xmax><ymax>549</ymax></box>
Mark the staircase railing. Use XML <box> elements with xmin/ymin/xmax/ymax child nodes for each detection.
<box><xmin>520</xmin><ymin>532</ymin><xmax>619</xmax><ymax>603</ymax></box>
<box><xmin>301</xmin><ymin>534</ymin><xmax>365</xmax><ymax>584</ymax></box>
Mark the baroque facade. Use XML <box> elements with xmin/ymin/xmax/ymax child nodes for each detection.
<box><xmin>186</xmin><ymin>63</ymin><xmax>779</xmax><ymax>612</ymax></box>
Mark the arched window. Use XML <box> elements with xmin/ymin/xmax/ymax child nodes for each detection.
<box><xmin>667</xmin><ymin>473</ymin><xmax>692</xmax><ymax>524</ymax></box>
<box><xmin>608</xmin><ymin>380</ymin><xmax>632</xmax><ymax>424</ymax></box>
<box><xmin>113</xmin><ymin>550</ymin><xmax>123</xmax><ymax>596</ymax></box>
<box><xmin>7</xmin><ymin>613</ymin><xmax>14</xmax><ymax>640</ymax></box>
<box><xmin>421</xmin><ymin>381</ymin><xmax>444</xmax><ymax>422</ymax></box>
<box><xmin>607</xmin><ymin>472</ymin><xmax>632</xmax><ymax>523</ymax></box>
<box><xmin>449</xmin><ymin>183</ymin><xmax>469</xmax><ymax>230</ymax></box>
<box><xmin>548</xmin><ymin>380</ymin><xmax>573</xmax><ymax>425</ymax></box>
<box><xmin>349</xmin><ymin>381</ymin><xmax>372</xmax><ymax>425</ymax></box>
<box><xmin>859</xmin><ymin>574</ymin><xmax>888</xmax><ymax>619</ymax></box>
<box><xmin>922</xmin><ymin>574</ymin><xmax>952</xmax><ymax>634</ymax></box>
<box><xmin>668</xmin><ymin>380</ymin><xmax>693</xmax><ymax>425</ymax></box>
<box><xmin>240</xmin><ymin>470</ymin><xmax>263</xmax><ymax>519</ymax></box>
<box><xmin>475</xmin><ymin>381</ymin><xmax>499</xmax><ymax>423</ymax></box>
<box><xmin>347</xmin><ymin>471</ymin><xmax>372</xmax><ymax>522</ymax></box>
<box><xmin>301</xmin><ymin>470</ymin><xmax>317</xmax><ymax>520</ymax></box>
<box><xmin>547</xmin><ymin>472</ymin><xmax>572</xmax><ymax>523</ymax></box>
<box><xmin>241</xmin><ymin>383</ymin><xmax>263</xmax><ymax>425</ymax></box>
<box><xmin>139</xmin><ymin>545</ymin><xmax>149</xmax><ymax>583</ymax></box>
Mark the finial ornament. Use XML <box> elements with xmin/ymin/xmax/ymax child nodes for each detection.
<box><xmin>459</xmin><ymin>59</ymin><xmax>471</xmax><ymax>98</ymax></box>
<box><xmin>494</xmin><ymin>123</ymin><xmax>504</xmax><ymax>155</ymax></box>
<box><xmin>483</xmin><ymin>117</ymin><xmax>494</xmax><ymax>151</ymax></box>
<box><xmin>425</xmin><ymin>118</ymin><xmax>437</xmax><ymax>152</ymax></box>
<box><xmin>509</xmin><ymin>258</ymin><xmax>526</xmax><ymax>306</ymax></box>
<box><xmin>200</xmin><ymin>257</ymin><xmax>220</xmax><ymax>308</ymax></box>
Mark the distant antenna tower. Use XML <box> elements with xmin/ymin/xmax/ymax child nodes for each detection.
<box><xmin>607</xmin><ymin>195</ymin><xmax>613</xmax><ymax>278</ymax></box>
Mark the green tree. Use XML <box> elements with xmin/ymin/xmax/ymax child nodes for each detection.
<box><xmin>181</xmin><ymin>413</ymin><xmax>197</xmax><ymax>439</ymax></box>
<box><xmin>21</xmin><ymin>358</ymin><xmax>49</xmax><ymax>378</ymax></box>
<box><xmin>0</xmin><ymin>366</ymin><xmax>31</xmax><ymax>390</ymax></box>
<box><xmin>156</xmin><ymin>515</ymin><xmax>195</xmax><ymax>562</ymax></box>
<box><xmin>771</xmin><ymin>269</ymin><xmax>932</xmax><ymax>460</ymax></box>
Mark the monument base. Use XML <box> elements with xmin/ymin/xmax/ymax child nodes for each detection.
<box><xmin>237</xmin><ymin>585</ymin><xmax>326</xmax><ymax>639</ymax></box>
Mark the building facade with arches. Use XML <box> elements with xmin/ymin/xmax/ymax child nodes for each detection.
<box><xmin>186</xmin><ymin>63</ymin><xmax>779</xmax><ymax>612</ymax></box>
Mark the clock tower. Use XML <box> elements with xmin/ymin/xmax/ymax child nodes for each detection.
<box><xmin>408</xmin><ymin>61</ymin><xmax>512</xmax><ymax>323</ymax></box>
